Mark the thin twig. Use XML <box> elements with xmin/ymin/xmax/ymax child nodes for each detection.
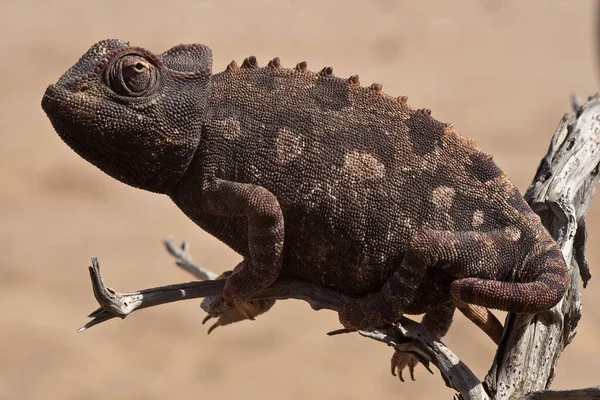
<box><xmin>78</xmin><ymin>258</ymin><xmax>225</xmax><ymax>332</ymax></box>
<box><xmin>162</xmin><ymin>237</ymin><xmax>218</xmax><ymax>280</ymax></box>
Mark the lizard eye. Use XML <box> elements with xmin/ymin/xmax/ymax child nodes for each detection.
<box><xmin>105</xmin><ymin>54</ymin><xmax>158</xmax><ymax>97</ymax></box>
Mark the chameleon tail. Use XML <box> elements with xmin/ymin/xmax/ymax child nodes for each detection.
<box><xmin>450</xmin><ymin>246</ymin><xmax>569</xmax><ymax>313</ymax></box>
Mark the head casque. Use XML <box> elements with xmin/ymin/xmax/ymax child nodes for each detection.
<box><xmin>41</xmin><ymin>39</ymin><xmax>212</xmax><ymax>193</ymax></box>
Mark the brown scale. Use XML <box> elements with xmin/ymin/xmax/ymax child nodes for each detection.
<box><xmin>294</xmin><ymin>61</ymin><xmax>308</xmax><ymax>72</ymax></box>
<box><xmin>318</xmin><ymin>66</ymin><xmax>334</xmax><ymax>77</ymax></box>
<box><xmin>369</xmin><ymin>82</ymin><xmax>383</xmax><ymax>93</ymax></box>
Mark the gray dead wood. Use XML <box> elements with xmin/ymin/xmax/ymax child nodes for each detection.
<box><xmin>483</xmin><ymin>94</ymin><xmax>600</xmax><ymax>399</ymax></box>
<box><xmin>79</xmin><ymin>254</ymin><xmax>490</xmax><ymax>399</ymax></box>
<box><xmin>163</xmin><ymin>237</ymin><xmax>218</xmax><ymax>280</ymax></box>
<box><xmin>523</xmin><ymin>386</ymin><xmax>600</xmax><ymax>399</ymax></box>
<box><xmin>77</xmin><ymin>95</ymin><xmax>600</xmax><ymax>399</ymax></box>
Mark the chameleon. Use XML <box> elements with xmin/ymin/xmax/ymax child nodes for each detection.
<box><xmin>41</xmin><ymin>39</ymin><xmax>569</xmax><ymax>380</ymax></box>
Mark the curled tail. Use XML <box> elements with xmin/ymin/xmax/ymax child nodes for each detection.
<box><xmin>450</xmin><ymin>245</ymin><xmax>569</xmax><ymax>313</ymax></box>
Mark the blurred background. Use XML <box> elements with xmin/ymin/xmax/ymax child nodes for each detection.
<box><xmin>1</xmin><ymin>0</ymin><xmax>599</xmax><ymax>399</ymax></box>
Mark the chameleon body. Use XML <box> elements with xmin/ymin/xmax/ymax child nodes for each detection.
<box><xmin>41</xmin><ymin>40</ymin><xmax>569</xmax><ymax>379</ymax></box>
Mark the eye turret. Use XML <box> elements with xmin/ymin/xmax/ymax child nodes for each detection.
<box><xmin>105</xmin><ymin>54</ymin><xmax>158</xmax><ymax>96</ymax></box>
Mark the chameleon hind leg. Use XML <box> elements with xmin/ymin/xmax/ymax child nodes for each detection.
<box><xmin>338</xmin><ymin>229</ymin><xmax>529</xmax><ymax>329</ymax></box>
<box><xmin>390</xmin><ymin>302</ymin><xmax>503</xmax><ymax>381</ymax></box>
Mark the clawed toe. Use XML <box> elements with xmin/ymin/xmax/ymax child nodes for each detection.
<box><xmin>202</xmin><ymin>298</ymin><xmax>277</xmax><ymax>334</ymax></box>
<box><xmin>391</xmin><ymin>350</ymin><xmax>419</xmax><ymax>382</ymax></box>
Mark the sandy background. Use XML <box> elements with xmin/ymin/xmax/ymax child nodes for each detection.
<box><xmin>1</xmin><ymin>0</ymin><xmax>600</xmax><ymax>399</ymax></box>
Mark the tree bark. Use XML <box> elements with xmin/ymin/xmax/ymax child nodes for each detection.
<box><xmin>484</xmin><ymin>95</ymin><xmax>600</xmax><ymax>399</ymax></box>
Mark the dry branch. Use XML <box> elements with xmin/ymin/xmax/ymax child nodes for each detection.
<box><xmin>484</xmin><ymin>95</ymin><xmax>600</xmax><ymax>399</ymax></box>
<box><xmin>76</xmin><ymin>95</ymin><xmax>600</xmax><ymax>399</ymax></box>
<box><xmin>79</xmin><ymin>255</ymin><xmax>489</xmax><ymax>398</ymax></box>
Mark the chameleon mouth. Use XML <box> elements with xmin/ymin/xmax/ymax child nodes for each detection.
<box><xmin>41</xmin><ymin>84</ymin><xmax>72</xmax><ymax>116</ymax></box>
<box><xmin>41</xmin><ymin>83</ymin><xmax>173</xmax><ymax>192</ymax></box>
<box><xmin>42</xmin><ymin>84</ymin><xmax>97</xmax><ymax>132</ymax></box>
<box><xmin>41</xmin><ymin>83</ymin><xmax>100</xmax><ymax>157</ymax></box>
<box><xmin>41</xmin><ymin>84</ymin><xmax>59</xmax><ymax>113</ymax></box>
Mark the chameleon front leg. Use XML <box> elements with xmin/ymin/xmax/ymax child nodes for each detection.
<box><xmin>391</xmin><ymin>301</ymin><xmax>455</xmax><ymax>381</ymax></box>
<box><xmin>201</xmin><ymin>178</ymin><xmax>285</xmax><ymax>318</ymax></box>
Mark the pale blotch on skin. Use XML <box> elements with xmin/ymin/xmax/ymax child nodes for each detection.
<box><xmin>343</xmin><ymin>150</ymin><xmax>385</xmax><ymax>181</ymax></box>
<box><xmin>431</xmin><ymin>186</ymin><xmax>455</xmax><ymax>210</ymax></box>
<box><xmin>478</xmin><ymin>233</ymin><xmax>495</xmax><ymax>249</ymax></box>
<box><xmin>221</xmin><ymin>117</ymin><xmax>243</xmax><ymax>140</ymax></box>
<box><xmin>472</xmin><ymin>233</ymin><xmax>500</xmax><ymax>274</ymax></box>
<box><xmin>504</xmin><ymin>226</ymin><xmax>522</xmax><ymax>241</ymax></box>
<box><xmin>275</xmin><ymin>127</ymin><xmax>304</xmax><ymax>164</ymax></box>
<box><xmin>472</xmin><ymin>210</ymin><xmax>484</xmax><ymax>227</ymax></box>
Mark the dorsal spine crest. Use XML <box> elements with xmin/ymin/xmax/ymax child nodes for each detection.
<box><xmin>226</xmin><ymin>60</ymin><xmax>239</xmax><ymax>72</ymax></box>
<box><xmin>294</xmin><ymin>61</ymin><xmax>308</xmax><ymax>72</ymax></box>
<box><xmin>267</xmin><ymin>57</ymin><xmax>281</xmax><ymax>69</ymax></box>
<box><xmin>241</xmin><ymin>56</ymin><xmax>258</xmax><ymax>69</ymax></box>
<box><xmin>217</xmin><ymin>56</ymin><xmax>431</xmax><ymax>118</ymax></box>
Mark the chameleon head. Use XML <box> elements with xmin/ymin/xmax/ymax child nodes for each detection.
<box><xmin>41</xmin><ymin>39</ymin><xmax>212</xmax><ymax>193</ymax></box>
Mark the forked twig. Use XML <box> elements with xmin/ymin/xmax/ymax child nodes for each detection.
<box><xmin>162</xmin><ymin>237</ymin><xmax>218</xmax><ymax>280</ymax></box>
<box><xmin>78</xmin><ymin>258</ymin><xmax>225</xmax><ymax>332</ymax></box>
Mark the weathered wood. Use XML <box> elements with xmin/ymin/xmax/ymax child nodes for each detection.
<box><xmin>79</xmin><ymin>251</ymin><xmax>489</xmax><ymax>398</ymax></box>
<box><xmin>484</xmin><ymin>95</ymin><xmax>600</xmax><ymax>399</ymax></box>
<box><xmin>163</xmin><ymin>238</ymin><xmax>218</xmax><ymax>280</ymax></box>
<box><xmin>522</xmin><ymin>385</ymin><xmax>600</xmax><ymax>399</ymax></box>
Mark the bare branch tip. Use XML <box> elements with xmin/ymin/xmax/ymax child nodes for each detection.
<box><xmin>77</xmin><ymin>315</ymin><xmax>113</xmax><ymax>333</ymax></box>
<box><xmin>162</xmin><ymin>237</ymin><xmax>179</xmax><ymax>256</ymax></box>
<box><xmin>327</xmin><ymin>328</ymin><xmax>356</xmax><ymax>336</ymax></box>
<box><xmin>570</xmin><ymin>94</ymin><xmax>583</xmax><ymax>114</ymax></box>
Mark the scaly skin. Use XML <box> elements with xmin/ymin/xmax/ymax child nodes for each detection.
<box><xmin>41</xmin><ymin>40</ymin><xmax>569</xmax><ymax>380</ymax></box>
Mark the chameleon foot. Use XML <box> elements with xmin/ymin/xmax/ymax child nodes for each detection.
<box><xmin>390</xmin><ymin>350</ymin><xmax>419</xmax><ymax>382</ymax></box>
<box><xmin>203</xmin><ymin>269</ymin><xmax>274</xmax><ymax>331</ymax></box>
<box><xmin>221</xmin><ymin>267</ymin><xmax>259</xmax><ymax>321</ymax></box>
<box><xmin>202</xmin><ymin>298</ymin><xmax>276</xmax><ymax>334</ymax></box>
<box><xmin>233</xmin><ymin>300</ymin><xmax>256</xmax><ymax>321</ymax></box>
